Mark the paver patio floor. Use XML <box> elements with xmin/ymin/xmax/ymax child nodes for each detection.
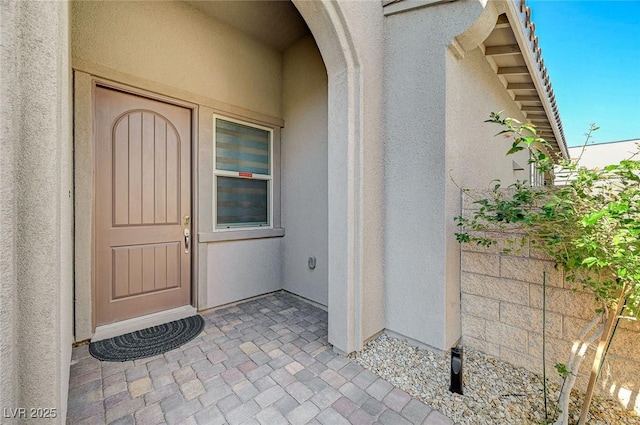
<box><xmin>67</xmin><ymin>291</ymin><xmax>454</xmax><ymax>425</ymax></box>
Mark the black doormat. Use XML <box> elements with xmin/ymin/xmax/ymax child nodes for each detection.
<box><xmin>89</xmin><ymin>315</ymin><xmax>205</xmax><ymax>362</ymax></box>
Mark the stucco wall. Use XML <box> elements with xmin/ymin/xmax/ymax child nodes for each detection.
<box><xmin>206</xmin><ymin>239</ymin><xmax>282</xmax><ymax>307</ymax></box>
<box><xmin>0</xmin><ymin>1</ymin><xmax>73</xmax><ymax>422</ymax></box>
<box><xmin>340</xmin><ymin>1</ymin><xmax>386</xmax><ymax>345</ymax></box>
<box><xmin>384</xmin><ymin>0</ymin><xmax>534</xmax><ymax>352</ymax></box>
<box><xmin>460</xmin><ymin>192</ymin><xmax>640</xmax><ymax>412</ymax></box>
<box><xmin>556</xmin><ymin>140</ymin><xmax>640</xmax><ymax>184</ymax></box>
<box><xmin>384</xmin><ymin>0</ymin><xmax>494</xmax><ymax>351</ymax></box>
<box><xmin>443</xmin><ymin>45</ymin><xmax>531</xmax><ymax>350</ymax></box>
<box><xmin>72</xmin><ymin>0</ymin><xmax>282</xmax><ymax>118</ymax></box>
<box><xmin>1</xmin><ymin>1</ymin><xmax>20</xmax><ymax>413</ymax></box>
<box><xmin>58</xmin><ymin>2</ymin><xmax>75</xmax><ymax>417</ymax></box>
<box><xmin>445</xmin><ymin>48</ymin><xmax>530</xmax><ymax>187</ymax></box>
<box><xmin>568</xmin><ymin>140</ymin><xmax>639</xmax><ymax>168</ymax></box>
<box><xmin>281</xmin><ymin>35</ymin><xmax>329</xmax><ymax>306</ymax></box>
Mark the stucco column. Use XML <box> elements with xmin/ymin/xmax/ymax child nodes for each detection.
<box><xmin>0</xmin><ymin>1</ymin><xmax>73</xmax><ymax>423</ymax></box>
<box><xmin>383</xmin><ymin>0</ymin><xmax>489</xmax><ymax>351</ymax></box>
<box><xmin>293</xmin><ymin>0</ymin><xmax>362</xmax><ymax>353</ymax></box>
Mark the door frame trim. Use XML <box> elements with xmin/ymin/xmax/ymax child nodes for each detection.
<box><xmin>73</xmin><ymin>70</ymin><xmax>199</xmax><ymax>340</ymax></box>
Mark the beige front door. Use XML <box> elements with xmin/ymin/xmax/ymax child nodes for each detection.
<box><xmin>94</xmin><ymin>86</ymin><xmax>192</xmax><ymax>327</ymax></box>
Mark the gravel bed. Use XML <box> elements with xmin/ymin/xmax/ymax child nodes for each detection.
<box><xmin>349</xmin><ymin>334</ymin><xmax>639</xmax><ymax>425</ymax></box>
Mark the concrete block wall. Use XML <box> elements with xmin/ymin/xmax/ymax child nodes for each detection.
<box><xmin>460</xmin><ymin>192</ymin><xmax>640</xmax><ymax>412</ymax></box>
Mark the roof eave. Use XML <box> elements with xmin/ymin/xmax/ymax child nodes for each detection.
<box><xmin>503</xmin><ymin>0</ymin><xmax>568</xmax><ymax>159</ymax></box>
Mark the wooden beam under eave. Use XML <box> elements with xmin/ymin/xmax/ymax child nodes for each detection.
<box><xmin>485</xmin><ymin>44</ymin><xmax>521</xmax><ymax>56</ymax></box>
<box><xmin>522</xmin><ymin>106</ymin><xmax>545</xmax><ymax>112</ymax></box>
<box><xmin>515</xmin><ymin>95</ymin><xmax>542</xmax><ymax>102</ymax></box>
<box><xmin>497</xmin><ymin>66</ymin><xmax>529</xmax><ymax>75</ymax></box>
<box><xmin>507</xmin><ymin>83</ymin><xmax>536</xmax><ymax>90</ymax></box>
<box><xmin>525</xmin><ymin>110</ymin><xmax>547</xmax><ymax>116</ymax></box>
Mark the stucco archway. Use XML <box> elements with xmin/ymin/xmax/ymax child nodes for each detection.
<box><xmin>70</xmin><ymin>0</ymin><xmax>367</xmax><ymax>354</ymax></box>
<box><xmin>292</xmin><ymin>1</ymin><xmax>364</xmax><ymax>353</ymax></box>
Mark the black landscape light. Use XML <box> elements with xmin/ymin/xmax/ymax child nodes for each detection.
<box><xmin>450</xmin><ymin>346</ymin><xmax>463</xmax><ymax>395</ymax></box>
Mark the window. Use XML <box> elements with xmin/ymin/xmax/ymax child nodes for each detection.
<box><xmin>213</xmin><ymin>116</ymin><xmax>273</xmax><ymax>229</ymax></box>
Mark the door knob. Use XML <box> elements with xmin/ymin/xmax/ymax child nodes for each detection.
<box><xmin>184</xmin><ymin>228</ymin><xmax>190</xmax><ymax>254</ymax></box>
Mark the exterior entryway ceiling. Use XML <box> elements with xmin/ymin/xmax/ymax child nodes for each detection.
<box><xmin>185</xmin><ymin>0</ymin><xmax>310</xmax><ymax>51</ymax></box>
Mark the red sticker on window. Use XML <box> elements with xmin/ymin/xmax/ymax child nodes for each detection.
<box><xmin>239</xmin><ymin>172</ymin><xmax>253</xmax><ymax>178</ymax></box>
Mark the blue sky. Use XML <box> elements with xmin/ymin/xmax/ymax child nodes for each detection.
<box><xmin>528</xmin><ymin>0</ymin><xmax>640</xmax><ymax>147</ymax></box>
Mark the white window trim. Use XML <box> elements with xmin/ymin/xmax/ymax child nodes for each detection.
<box><xmin>212</xmin><ymin>114</ymin><xmax>275</xmax><ymax>231</ymax></box>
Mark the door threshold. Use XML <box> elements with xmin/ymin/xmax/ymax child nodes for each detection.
<box><xmin>91</xmin><ymin>305</ymin><xmax>197</xmax><ymax>342</ymax></box>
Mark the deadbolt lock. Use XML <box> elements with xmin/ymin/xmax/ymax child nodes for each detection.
<box><xmin>183</xmin><ymin>215</ymin><xmax>191</xmax><ymax>226</ymax></box>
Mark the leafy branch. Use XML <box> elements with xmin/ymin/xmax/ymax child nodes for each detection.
<box><xmin>456</xmin><ymin>112</ymin><xmax>640</xmax><ymax>424</ymax></box>
<box><xmin>456</xmin><ymin>112</ymin><xmax>640</xmax><ymax>319</ymax></box>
